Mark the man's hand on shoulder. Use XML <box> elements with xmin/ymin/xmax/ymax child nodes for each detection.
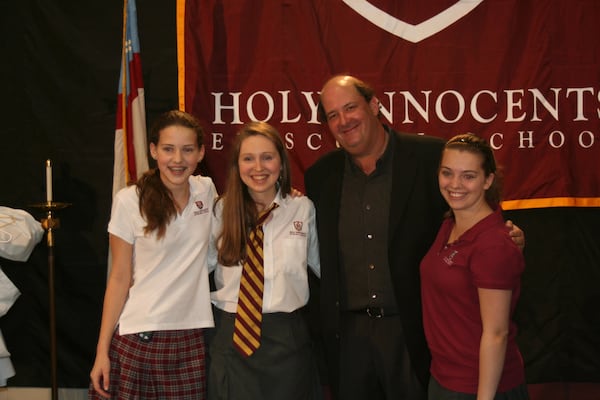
<box><xmin>506</xmin><ymin>220</ymin><xmax>525</xmax><ymax>251</ymax></box>
<box><xmin>290</xmin><ymin>188</ymin><xmax>304</xmax><ymax>198</ymax></box>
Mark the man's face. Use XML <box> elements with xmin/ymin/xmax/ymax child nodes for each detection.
<box><xmin>320</xmin><ymin>79</ymin><xmax>381</xmax><ymax>158</ymax></box>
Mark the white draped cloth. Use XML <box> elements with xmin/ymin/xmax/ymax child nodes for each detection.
<box><xmin>0</xmin><ymin>207</ymin><xmax>41</xmax><ymax>385</ymax></box>
<box><xmin>0</xmin><ymin>267</ymin><xmax>20</xmax><ymax>386</ymax></box>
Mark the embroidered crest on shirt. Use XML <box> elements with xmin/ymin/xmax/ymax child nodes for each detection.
<box><xmin>289</xmin><ymin>221</ymin><xmax>306</xmax><ymax>237</ymax></box>
<box><xmin>194</xmin><ymin>200</ymin><xmax>209</xmax><ymax>215</ymax></box>
<box><xmin>443</xmin><ymin>250</ymin><xmax>459</xmax><ymax>266</ymax></box>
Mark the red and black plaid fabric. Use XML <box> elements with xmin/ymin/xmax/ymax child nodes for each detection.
<box><xmin>89</xmin><ymin>328</ymin><xmax>206</xmax><ymax>399</ymax></box>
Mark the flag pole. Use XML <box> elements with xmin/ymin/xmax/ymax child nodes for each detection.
<box><xmin>121</xmin><ymin>0</ymin><xmax>130</xmax><ymax>186</ymax></box>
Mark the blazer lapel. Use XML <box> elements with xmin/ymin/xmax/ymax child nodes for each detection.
<box><xmin>320</xmin><ymin>153</ymin><xmax>345</xmax><ymax>247</ymax></box>
<box><xmin>388</xmin><ymin>133</ymin><xmax>419</xmax><ymax>239</ymax></box>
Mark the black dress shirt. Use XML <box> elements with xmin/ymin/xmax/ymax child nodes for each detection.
<box><xmin>338</xmin><ymin>131</ymin><xmax>398</xmax><ymax>313</ymax></box>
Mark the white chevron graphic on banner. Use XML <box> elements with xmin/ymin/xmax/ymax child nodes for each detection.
<box><xmin>343</xmin><ymin>0</ymin><xmax>484</xmax><ymax>43</ymax></box>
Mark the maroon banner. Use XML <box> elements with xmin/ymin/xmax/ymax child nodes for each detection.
<box><xmin>178</xmin><ymin>0</ymin><xmax>600</xmax><ymax>209</ymax></box>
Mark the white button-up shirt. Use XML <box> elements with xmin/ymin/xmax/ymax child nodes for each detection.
<box><xmin>109</xmin><ymin>175</ymin><xmax>217</xmax><ymax>335</ymax></box>
<box><xmin>209</xmin><ymin>191</ymin><xmax>320</xmax><ymax>313</ymax></box>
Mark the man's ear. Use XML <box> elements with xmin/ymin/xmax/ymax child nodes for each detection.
<box><xmin>369</xmin><ymin>96</ymin><xmax>380</xmax><ymax>116</ymax></box>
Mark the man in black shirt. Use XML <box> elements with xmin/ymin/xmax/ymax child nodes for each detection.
<box><xmin>305</xmin><ymin>75</ymin><xmax>523</xmax><ymax>400</ymax></box>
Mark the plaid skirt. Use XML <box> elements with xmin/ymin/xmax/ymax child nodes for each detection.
<box><xmin>89</xmin><ymin>328</ymin><xmax>206</xmax><ymax>399</ymax></box>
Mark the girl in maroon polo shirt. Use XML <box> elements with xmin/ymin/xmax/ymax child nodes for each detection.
<box><xmin>420</xmin><ymin>134</ymin><xmax>529</xmax><ymax>400</ymax></box>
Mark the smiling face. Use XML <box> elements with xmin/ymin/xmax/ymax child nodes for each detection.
<box><xmin>238</xmin><ymin>134</ymin><xmax>282</xmax><ymax>204</ymax></box>
<box><xmin>319</xmin><ymin>76</ymin><xmax>382</xmax><ymax>158</ymax></box>
<box><xmin>438</xmin><ymin>148</ymin><xmax>495</xmax><ymax>214</ymax></box>
<box><xmin>149</xmin><ymin>125</ymin><xmax>205</xmax><ymax>191</ymax></box>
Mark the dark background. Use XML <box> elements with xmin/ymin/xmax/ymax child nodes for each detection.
<box><xmin>0</xmin><ymin>0</ymin><xmax>599</xmax><ymax>388</ymax></box>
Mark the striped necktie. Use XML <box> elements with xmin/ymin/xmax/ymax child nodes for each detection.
<box><xmin>233</xmin><ymin>203</ymin><xmax>278</xmax><ymax>357</ymax></box>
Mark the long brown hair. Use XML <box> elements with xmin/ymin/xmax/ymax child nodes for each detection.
<box><xmin>136</xmin><ymin>110</ymin><xmax>204</xmax><ymax>239</ymax></box>
<box><xmin>216</xmin><ymin>121</ymin><xmax>291</xmax><ymax>266</ymax></box>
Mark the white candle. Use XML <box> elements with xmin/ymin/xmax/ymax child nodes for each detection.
<box><xmin>46</xmin><ymin>159</ymin><xmax>53</xmax><ymax>203</ymax></box>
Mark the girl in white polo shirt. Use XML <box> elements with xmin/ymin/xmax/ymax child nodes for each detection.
<box><xmin>89</xmin><ymin>110</ymin><xmax>216</xmax><ymax>399</ymax></box>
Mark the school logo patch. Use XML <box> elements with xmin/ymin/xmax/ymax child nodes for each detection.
<box><xmin>293</xmin><ymin>221</ymin><xmax>303</xmax><ymax>231</ymax></box>
<box><xmin>194</xmin><ymin>200</ymin><xmax>209</xmax><ymax>215</ymax></box>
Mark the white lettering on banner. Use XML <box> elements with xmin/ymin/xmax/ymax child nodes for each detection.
<box><xmin>513</xmin><ymin>130</ymin><xmax>599</xmax><ymax>150</ymax></box>
<box><xmin>216</xmin><ymin>130</ymin><xmax>326</xmax><ymax>152</ymax></box>
<box><xmin>247</xmin><ymin>91</ymin><xmax>274</xmax><ymax>121</ymax></box>
<box><xmin>566</xmin><ymin>88</ymin><xmax>595</xmax><ymax>121</ymax></box>
<box><xmin>506</xmin><ymin>90</ymin><xmax>527</xmax><ymax>122</ymax></box>
<box><xmin>211</xmin><ymin>133</ymin><xmax>224</xmax><ymax>150</ymax></box>
<box><xmin>471</xmin><ymin>90</ymin><xmax>498</xmax><ymax>123</ymax></box>
<box><xmin>399</xmin><ymin>91</ymin><xmax>429</xmax><ymax>123</ymax></box>
<box><xmin>519</xmin><ymin>131</ymin><xmax>535</xmax><ymax>149</ymax></box>
<box><xmin>307</xmin><ymin>132</ymin><xmax>323</xmax><ymax>150</ymax></box>
<box><xmin>485</xmin><ymin>130</ymin><xmax>599</xmax><ymax>150</ymax></box>
<box><xmin>213</xmin><ymin>91</ymin><xmax>321</xmax><ymax>124</ymax></box>
<box><xmin>530</xmin><ymin>88</ymin><xmax>560</xmax><ymax>121</ymax></box>
<box><xmin>212</xmin><ymin>129</ymin><xmax>598</xmax><ymax>153</ymax></box>
<box><xmin>280</xmin><ymin>91</ymin><xmax>301</xmax><ymax>123</ymax></box>
<box><xmin>549</xmin><ymin>131</ymin><xmax>565</xmax><ymax>148</ymax></box>
<box><xmin>210</xmin><ymin>87</ymin><xmax>600</xmax><ymax>126</ymax></box>
<box><xmin>579</xmin><ymin>131</ymin><xmax>595</xmax><ymax>148</ymax></box>
<box><xmin>380</xmin><ymin>92</ymin><xmax>396</xmax><ymax>122</ymax></box>
<box><xmin>284</xmin><ymin>132</ymin><xmax>294</xmax><ymax>149</ymax></box>
<box><xmin>436</xmin><ymin>90</ymin><xmax>465</xmax><ymax>123</ymax></box>
<box><xmin>490</xmin><ymin>133</ymin><xmax>503</xmax><ymax>149</ymax></box>
<box><xmin>301</xmin><ymin>91</ymin><xmax>321</xmax><ymax>124</ymax></box>
<box><xmin>213</xmin><ymin>92</ymin><xmax>243</xmax><ymax>124</ymax></box>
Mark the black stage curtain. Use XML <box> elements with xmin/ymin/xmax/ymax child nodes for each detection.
<box><xmin>0</xmin><ymin>0</ymin><xmax>599</xmax><ymax>388</ymax></box>
<box><xmin>0</xmin><ymin>0</ymin><xmax>178</xmax><ymax>387</ymax></box>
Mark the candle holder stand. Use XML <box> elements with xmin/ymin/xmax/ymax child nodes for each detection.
<box><xmin>29</xmin><ymin>201</ymin><xmax>71</xmax><ymax>400</ymax></box>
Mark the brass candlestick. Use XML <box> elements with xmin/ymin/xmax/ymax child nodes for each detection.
<box><xmin>30</xmin><ymin>201</ymin><xmax>71</xmax><ymax>400</ymax></box>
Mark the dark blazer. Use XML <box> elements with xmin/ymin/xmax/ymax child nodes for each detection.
<box><xmin>304</xmin><ymin>126</ymin><xmax>447</xmax><ymax>394</ymax></box>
